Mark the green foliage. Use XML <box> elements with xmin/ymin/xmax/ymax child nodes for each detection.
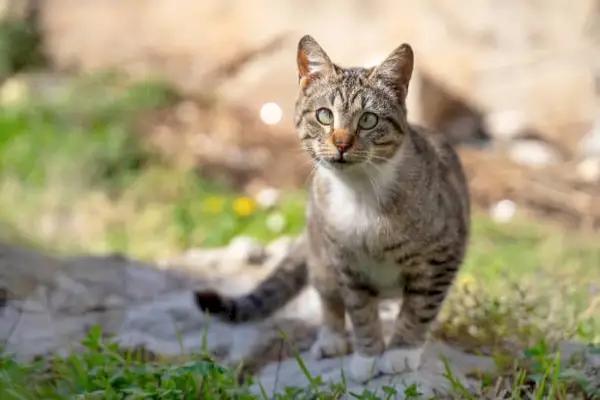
<box><xmin>0</xmin><ymin>327</ymin><xmax>253</xmax><ymax>399</ymax></box>
<box><xmin>0</xmin><ymin>18</ymin><xmax>46</xmax><ymax>77</ymax></box>
<box><xmin>1</xmin><ymin>327</ymin><xmax>599</xmax><ymax>399</ymax></box>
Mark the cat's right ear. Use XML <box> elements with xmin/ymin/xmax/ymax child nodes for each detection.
<box><xmin>297</xmin><ymin>35</ymin><xmax>333</xmax><ymax>88</ymax></box>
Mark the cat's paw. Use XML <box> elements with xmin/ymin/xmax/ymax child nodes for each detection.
<box><xmin>310</xmin><ymin>327</ymin><xmax>350</xmax><ymax>359</ymax></box>
<box><xmin>377</xmin><ymin>346</ymin><xmax>424</xmax><ymax>375</ymax></box>
<box><xmin>348</xmin><ymin>353</ymin><xmax>380</xmax><ymax>383</ymax></box>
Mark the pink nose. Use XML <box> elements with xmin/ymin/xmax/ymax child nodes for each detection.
<box><xmin>332</xmin><ymin>133</ymin><xmax>355</xmax><ymax>154</ymax></box>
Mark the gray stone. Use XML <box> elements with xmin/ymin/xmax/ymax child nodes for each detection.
<box><xmin>254</xmin><ymin>343</ymin><xmax>485</xmax><ymax>399</ymax></box>
<box><xmin>227</xmin><ymin>236</ymin><xmax>267</xmax><ymax>265</ymax></box>
<box><xmin>1</xmin><ymin>241</ymin><xmax>597</xmax><ymax>397</ymax></box>
<box><xmin>507</xmin><ymin>139</ymin><xmax>563</xmax><ymax>167</ymax></box>
<box><xmin>265</xmin><ymin>235</ymin><xmax>295</xmax><ymax>259</ymax></box>
<box><xmin>0</xmin><ymin>302</ymin><xmax>22</xmax><ymax>347</ymax></box>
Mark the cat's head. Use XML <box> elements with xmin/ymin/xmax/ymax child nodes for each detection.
<box><xmin>294</xmin><ymin>35</ymin><xmax>414</xmax><ymax>171</ymax></box>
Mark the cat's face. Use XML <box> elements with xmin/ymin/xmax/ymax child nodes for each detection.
<box><xmin>294</xmin><ymin>35</ymin><xmax>414</xmax><ymax>171</ymax></box>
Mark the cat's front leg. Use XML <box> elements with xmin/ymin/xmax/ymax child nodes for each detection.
<box><xmin>378</xmin><ymin>258</ymin><xmax>460</xmax><ymax>375</ymax></box>
<box><xmin>339</xmin><ymin>273</ymin><xmax>385</xmax><ymax>383</ymax></box>
<box><xmin>310</xmin><ymin>284</ymin><xmax>351</xmax><ymax>359</ymax></box>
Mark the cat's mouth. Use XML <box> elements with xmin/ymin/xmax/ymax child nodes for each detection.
<box><xmin>331</xmin><ymin>154</ymin><xmax>347</xmax><ymax>164</ymax></box>
<box><xmin>321</xmin><ymin>154</ymin><xmax>359</xmax><ymax>169</ymax></box>
<box><xmin>310</xmin><ymin>148</ymin><xmax>361</xmax><ymax>169</ymax></box>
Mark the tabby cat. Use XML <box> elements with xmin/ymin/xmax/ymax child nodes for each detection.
<box><xmin>194</xmin><ymin>35</ymin><xmax>470</xmax><ymax>383</ymax></box>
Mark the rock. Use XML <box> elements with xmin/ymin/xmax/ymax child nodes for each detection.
<box><xmin>484</xmin><ymin>109</ymin><xmax>527</xmax><ymax>141</ymax></box>
<box><xmin>576</xmin><ymin>157</ymin><xmax>600</xmax><ymax>183</ymax></box>
<box><xmin>254</xmin><ymin>186</ymin><xmax>280</xmax><ymax>209</ymax></box>
<box><xmin>265</xmin><ymin>235</ymin><xmax>295</xmax><ymax>259</ymax></box>
<box><xmin>0</xmin><ymin>243</ymin><xmax>66</xmax><ymax>301</ymax></box>
<box><xmin>578</xmin><ymin>118</ymin><xmax>600</xmax><ymax>159</ymax></box>
<box><xmin>489</xmin><ymin>199</ymin><xmax>517</xmax><ymax>223</ymax></box>
<box><xmin>114</xmin><ymin>291</ymin><xmax>227</xmax><ymax>356</ymax></box>
<box><xmin>254</xmin><ymin>344</ymin><xmax>483</xmax><ymax>399</ymax></box>
<box><xmin>1</xmin><ymin>242</ymin><xmax>598</xmax><ymax>397</ymax></box>
<box><xmin>227</xmin><ymin>236</ymin><xmax>266</xmax><ymax>265</ymax></box>
<box><xmin>507</xmin><ymin>139</ymin><xmax>563</xmax><ymax>168</ymax></box>
<box><xmin>176</xmin><ymin>236</ymin><xmax>272</xmax><ymax>275</ymax></box>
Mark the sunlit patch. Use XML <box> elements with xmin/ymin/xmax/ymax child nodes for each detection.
<box><xmin>259</xmin><ymin>102</ymin><xmax>282</xmax><ymax>125</ymax></box>
<box><xmin>255</xmin><ymin>187</ymin><xmax>280</xmax><ymax>209</ymax></box>
<box><xmin>266</xmin><ymin>212</ymin><xmax>286</xmax><ymax>233</ymax></box>
<box><xmin>490</xmin><ymin>199</ymin><xmax>516</xmax><ymax>223</ymax></box>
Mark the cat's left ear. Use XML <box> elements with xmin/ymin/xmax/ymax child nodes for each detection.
<box><xmin>297</xmin><ymin>35</ymin><xmax>334</xmax><ymax>88</ymax></box>
<box><xmin>369</xmin><ymin>43</ymin><xmax>414</xmax><ymax>100</ymax></box>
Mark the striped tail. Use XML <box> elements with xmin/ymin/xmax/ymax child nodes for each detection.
<box><xmin>193</xmin><ymin>235</ymin><xmax>308</xmax><ymax>323</ymax></box>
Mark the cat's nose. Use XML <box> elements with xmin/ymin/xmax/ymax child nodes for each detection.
<box><xmin>331</xmin><ymin>130</ymin><xmax>355</xmax><ymax>154</ymax></box>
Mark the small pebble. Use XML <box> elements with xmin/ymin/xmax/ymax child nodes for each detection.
<box><xmin>490</xmin><ymin>199</ymin><xmax>516</xmax><ymax>223</ymax></box>
<box><xmin>255</xmin><ymin>187</ymin><xmax>280</xmax><ymax>209</ymax></box>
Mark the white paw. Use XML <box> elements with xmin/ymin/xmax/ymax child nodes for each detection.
<box><xmin>348</xmin><ymin>353</ymin><xmax>379</xmax><ymax>383</ymax></box>
<box><xmin>377</xmin><ymin>347</ymin><xmax>424</xmax><ymax>375</ymax></box>
<box><xmin>310</xmin><ymin>327</ymin><xmax>350</xmax><ymax>359</ymax></box>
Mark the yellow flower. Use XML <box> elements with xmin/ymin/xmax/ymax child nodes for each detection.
<box><xmin>457</xmin><ymin>274</ymin><xmax>477</xmax><ymax>291</ymax></box>
<box><xmin>233</xmin><ymin>197</ymin><xmax>256</xmax><ymax>217</ymax></box>
<box><xmin>202</xmin><ymin>196</ymin><xmax>225</xmax><ymax>214</ymax></box>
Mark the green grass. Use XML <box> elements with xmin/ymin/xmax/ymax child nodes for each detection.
<box><xmin>0</xmin><ymin>73</ymin><xmax>306</xmax><ymax>259</ymax></box>
<box><xmin>1</xmin><ymin>327</ymin><xmax>598</xmax><ymax>399</ymax></box>
<box><xmin>1</xmin><ymin>74</ymin><xmax>599</xmax><ymax>398</ymax></box>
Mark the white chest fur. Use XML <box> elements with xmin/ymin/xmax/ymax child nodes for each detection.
<box><xmin>325</xmin><ymin>177</ymin><xmax>380</xmax><ymax>238</ymax></box>
<box><xmin>318</xmin><ymin>167</ymin><xmax>405</xmax><ymax>298</ymax></box>
<box><xmin>318</xmin><ymin>163</ymin><xmax>396</xmax><ymax>241</ymax></box>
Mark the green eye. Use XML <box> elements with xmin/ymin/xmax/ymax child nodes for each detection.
<box><xmin>358</xmin><ymin>112</ymin><xmax>378</xmax><ymax>130</ymax></box>
<box><xmin>316</xmin><ymin>108</ymin><xmax>333</xmax><ymax>125</ymax></box>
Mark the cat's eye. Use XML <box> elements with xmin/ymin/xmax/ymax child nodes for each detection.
<box><xmin>315</xmin><ymin>108</ymin><xmax>333</xmax><ymax>125</ymax></box>
<box><xmin>358</xmin><ymin>112</ymin><xmax>378</xmax><ymax>130</ymax></box>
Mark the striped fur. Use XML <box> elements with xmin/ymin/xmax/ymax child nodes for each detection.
<box><xmin>194</xmin><ymin>234</ymin><xmax>308</xmax><ymax>323</ymax></box>
<box><xmin>194</xmin><ymin>35</ymin><xmax>471</xmax><ymax>382</ymax></box>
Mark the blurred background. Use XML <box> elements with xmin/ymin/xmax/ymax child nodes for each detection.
<box><xmin>1</xmin><ymin>0</ymin><xmax>599</xmax><ymax>254</ymax></box>
<box><xmin>1</xmin><ymin>0</ymin><xmax>600</xmax><ymax>352</ymax></box>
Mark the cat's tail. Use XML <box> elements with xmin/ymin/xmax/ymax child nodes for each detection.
<box><xmin>193</xmin><ymin>233</ymin><xmax>308</xmax><ymax>324</ymax></box>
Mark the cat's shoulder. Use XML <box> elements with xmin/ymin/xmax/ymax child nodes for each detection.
<box><xmin>408</xmin><ymin>123</ymin><xmax>465</xmax><ymax>174</ymax></box>
<box><xmin>409</xmin><ymin>123</ymin><xmax>447</xmax><ymax>144</ymax></box>
<box><xmin>409</xmin><ymin>123</ymin><xmax>456</xmax><ymax>154</ymax></box>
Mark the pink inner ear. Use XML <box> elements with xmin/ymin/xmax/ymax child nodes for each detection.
<box><xmin>298</xmin><ymin>49</ymin><xmax>313</xmax><ymax>78</ymax></box>
<box><xmin>299</xmin><ymin>73</ymin><xmax>317</xmax><ymax>90</ymax></box>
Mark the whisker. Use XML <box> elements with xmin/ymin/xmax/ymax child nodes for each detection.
<box><xmin>363</xmin><ymin>163</ymin><xmax>384</xmax><ymax>209</ymax></box>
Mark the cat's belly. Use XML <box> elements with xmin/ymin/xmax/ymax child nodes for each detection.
<box><xmin>354</xmin><ymin>258</ymin><xmax>404</xmax><ymax>299</ymax></box>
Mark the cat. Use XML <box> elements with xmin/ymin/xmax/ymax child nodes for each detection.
<box><xmin>194</xmin><ymin>35</ymin><xmax>470</xmax><ymax>383</ymax></box>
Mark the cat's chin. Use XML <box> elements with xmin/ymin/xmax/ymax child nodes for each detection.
<box><xmin>319</xmin><ymin>159</ymin><xmax>360</xmax><ymax>172</ymax></box>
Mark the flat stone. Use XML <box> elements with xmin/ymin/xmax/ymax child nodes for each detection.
<box><xmin>115</xmin><ymin>291</ymin><xmax>234</xmax><ymax>356</ymax></box>
<box><xmin>254</xmin><ymin>342</ymin><xmax>487</xmax><ymax>399</ymax></box>
<box><xmin>1</xmin><ymin>242</ymin><xmax>597</xmax><ymax>398</ymax></box>
<box><xmin>0</xmin><ymin>302</ymin><xmax>22</xmax><ymax>347</ymax></box>
<box><xmin>227</xmin><ymin>236</ymin><xmax>267</xmax><ymax>265</ymax></box>
<box><xmin>3</xmin><ymin>292</ymin><xmax>59</xmax><ymax>360</ymax></box>
<box><xmin>123</xmin><ymin>264</ymin><xmax>186</xmax><ymax>301</ymax></box>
